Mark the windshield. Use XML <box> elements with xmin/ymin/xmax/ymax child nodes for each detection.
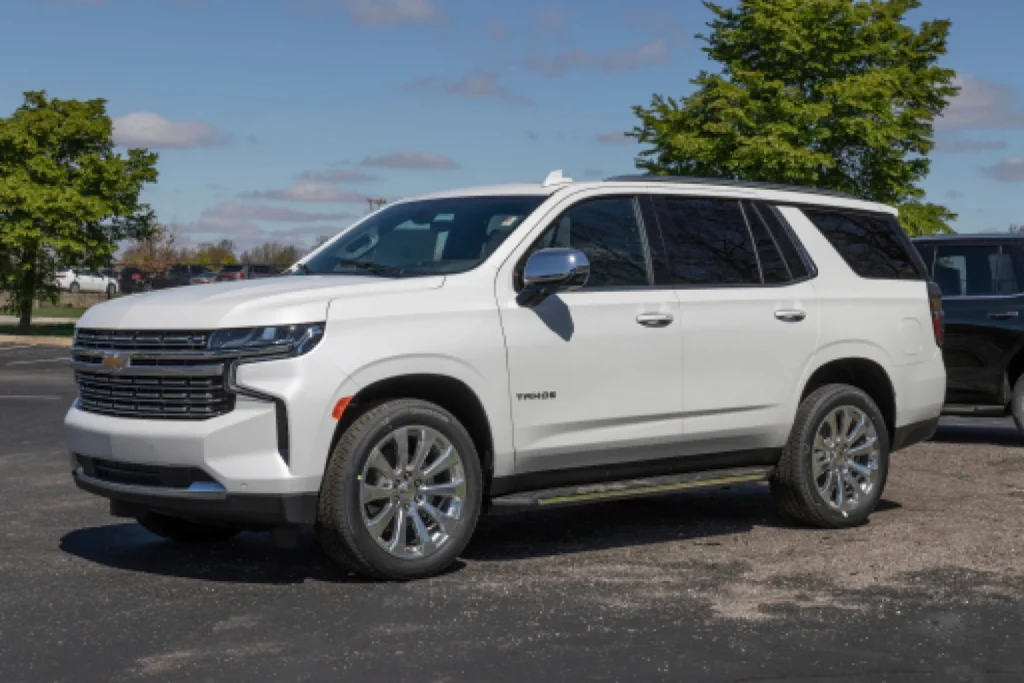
<box><xmin>302</xmin><ymin>195</ymin><xmax>545</xmax><ymax>276</ymax></box>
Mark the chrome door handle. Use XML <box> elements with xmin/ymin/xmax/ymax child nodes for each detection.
<box><xmin>989</xmin><ymin>311</ymin><xmax>1019</xmax><ymax>319</ymax></box>
<box><xmin>775</xmin><ymin>309</ymin><xmax>807</xmax><ymax>322</ymax></box>
<box><xmin>636</xmin><ymin>313</ymin><xmax>674</xmax><ymax>328</ymax></box>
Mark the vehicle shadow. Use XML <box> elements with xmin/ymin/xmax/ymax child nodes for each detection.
<box><xmin>466</xmin><ymin>484</ymin><xmax>902</xmax><ymax>562</ymax></box>
<box><xmin>59</xmin><ymin>486</ymin><xmax>903</xmax><ymax>580</ymax></box>
<box><xmin>931</xmin><ymin>424</ymin><xmax>1022</xmax><ymax>447</ymax></box>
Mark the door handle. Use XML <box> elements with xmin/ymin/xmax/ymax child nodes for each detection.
<box><xmin>775</xmin><ymin>309</ymin><xmax>807</xmax><ymax>323</ymax></box>
<box><xmin>988</xmin><ymin>311</ymin><xmax>1019</xmax><ymax>319</ymax></box>
<box><xmin>636</xmin><ymin>313</ymin><xmax>674</xmax><ymax>328</ymax></box>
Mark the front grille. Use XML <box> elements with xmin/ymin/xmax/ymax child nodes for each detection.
<box><xmin>76</xmin><ymin>455</ymin><xmax>215</xmax><ymax>488</ymax></box>
<box><xmin>75</xmin><ymin>329</ymin><xmax>209</xmax><ymax>351</ymax></box>
<box><xmin>75</xmin><ymin>370</ymin><xmax>234</xmax><ymax>420</ymax></box>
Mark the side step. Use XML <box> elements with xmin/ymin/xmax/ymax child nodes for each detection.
<box><xmin>488</xmin><ymin>466</ymin><xmax>774</xmax><ymax>512</ymax></box>
<box><xmin>942</xmin><ymin>404</ymin><xmax>1007</xmax><ymax>418</ymax></box>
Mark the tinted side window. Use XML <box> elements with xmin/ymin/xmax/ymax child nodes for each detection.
<box><xmin>741</xmin><ymin>201</ymin><xmax>790</xmax><ymax>284</ymax></box>
<box><xmin>654</xmin><ymin>197</ymin><xmax>760</xmax><ymax>286</ymax></box>
<box><xmin>751</xmin><ymin>203</ymin><xmax>812</xmax><ymax>279</ymax></box>
<box><xmin>914</xmin><ymin>243</ymin><xmax>936</xmax><ymax>276</ymax></box>
<box><xmin>935</xmin><ymin>245</ymin><xmax>1020</xmax><ymax>297</ymax></box>
<box><xmin>803</xmin><ymin>210</ymin><xmax>923</xmax><ymax>280</ymax></box>
<box><xmin>527</xmin><ymin>197</ymin><xmax>651</xmax><ymax>288</ymax></box>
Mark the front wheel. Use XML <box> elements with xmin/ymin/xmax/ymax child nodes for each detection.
<box><xmin>771</xmin><ymin>384</ymin><xmax>890</xmax><ymax>528</ymax></box>
<box><xmin>106</xmin><ymin>283</ymin><xmax>116</xmax><ymax>296</ymax></box>
<box><xmin>68</xmin><ymin>282</ymin><xmax>80</xmax><ymax>294</ymax></box>
<box><xmin>136</xmin><ymin>512</ymin><xmax>241</xmax><ymax>543</ymax></box>
<box><xmin>316</xmin><ymin>399</ymin><xmax>483</xmax><ymax>580</ymax></box>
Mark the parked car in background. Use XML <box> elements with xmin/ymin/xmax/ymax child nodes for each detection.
<box><xmin>214</xmin><ymin>264</ymin><xmax>279</xmax><ymax>281</ymax></box>
<box><xmin>152</xmin><ymin>264</ymin><xmax>209</xmax><ymax>290</ymax></box>
<box><xmin>190</xmin><ymin>270</ymin><xmax>217</xmax><ymax>285</ymax></box>
<box><xmin>119</xmin><ymin>267</ymin><xmax>151</xmax><ymax>294</ymax></box>
<box><xmin>100</xmin><ymin>268</ymin><xmax>119</xmax><ymax>280</ymax></box>
<box><xmin>913</xmin><ymin>234</ymin><xmax>1024</xmax><ymax>432</ymax></box>
<box><xmin>55</xmin><ymin>268</ymin><xmax>119</xmax><ymax>295</ymax></box>
<box><xmin>67</xmin><ymin>173</ymin><xmax>945</xmax><ymax>580</ymax></box>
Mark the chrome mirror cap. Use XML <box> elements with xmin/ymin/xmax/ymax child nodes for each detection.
<box><xmin>523</xmin><ymin>248</ymin><xmax>590</xmax><ymax>290</ymax></box>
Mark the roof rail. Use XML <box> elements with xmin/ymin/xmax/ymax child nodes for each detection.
<box><xmin>603</xmin><ymin>174</ymin><xmax>861</xmax><ymax>200</ymax></box>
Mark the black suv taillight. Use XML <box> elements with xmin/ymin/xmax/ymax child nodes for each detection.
<box><xmin>927</xmin><ymin>281</ymin><xmax>944</xmax><ymax>347</ymax></box>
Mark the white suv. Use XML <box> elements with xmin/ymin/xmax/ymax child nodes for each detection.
<box><xmin>65</xmin><ymin>173</ymin><xmax>946</xmax><ymax>580</ymax></box>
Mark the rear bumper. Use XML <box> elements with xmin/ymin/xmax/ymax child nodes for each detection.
<box><xmin>73</xmin><ymin>467</ymin><xmax>317</xmax><ymax>526</ymax></box>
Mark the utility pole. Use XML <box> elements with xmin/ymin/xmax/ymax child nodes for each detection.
<box><xmin>366</xmin><ymin>198</ymin><xmax>387</xmax><ymax>214</ymax></box>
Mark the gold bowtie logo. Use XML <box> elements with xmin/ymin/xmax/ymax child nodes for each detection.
<box><xmin>101</xmin><ymin>353</ymin><xmax>126</xmax><ymax>372</ymax></box>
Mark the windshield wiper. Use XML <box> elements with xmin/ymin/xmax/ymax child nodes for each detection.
<box><xmin>336</xmin><ymin>260</ymin><xmax>405</xmax><ymax>277</ymax></box>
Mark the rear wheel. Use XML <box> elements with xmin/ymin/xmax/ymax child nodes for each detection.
<box><xmin>106</xmin><ymin>283</ymin><xmax>116</xmax><ymax>296</ymax></box>
<box><xmin>772</xmin><ymin>384</ymin><xmax>889</xmax><ymax>528</ymax></box>
<box><xmin>68</xmin><ymin>282</ymin><xmax>80</xmax><ymax>294</ymax></box>
<box><xmin>136</xmin><ymin>512</ymin><xmax>241</xmax><ymax>543</ymax></box>
<box><xmin>316</xmin><ymin>399</ymin><xmax>483</xmax><ymax>580</ymax></box>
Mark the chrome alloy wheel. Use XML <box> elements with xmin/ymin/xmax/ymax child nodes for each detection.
<box><xmin>359</xmin><ymin>426</ymin><xmax>467</xmax><ymax>559</ymax></box>
<box><xmin>811</xmin><ymin>406</ymin><xmax>880</xmax><ymax>515</ymax></box>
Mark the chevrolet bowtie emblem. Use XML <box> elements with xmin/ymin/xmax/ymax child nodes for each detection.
<box><xmin>101</xmin><ymin>352</ymin><xmax>126</xmax><ymax>372</ymax></box>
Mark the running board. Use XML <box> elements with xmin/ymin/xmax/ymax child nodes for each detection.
<box><xmin>942</xmin><ymin>404</ymin><xmax>1006</xmax><ymax>417</ymax></box>
<box><xmin>488</xmin><ymin>466</ymin><xmax>774</xmax><ymax>512</ymax></box>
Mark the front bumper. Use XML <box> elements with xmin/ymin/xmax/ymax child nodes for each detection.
<box><xmin>72</xmin><ymin>466</ymin><xmax>317</xmax><ymax>525</ymax></box>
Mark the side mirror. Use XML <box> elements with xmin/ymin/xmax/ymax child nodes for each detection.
<box><xmin>517</xmin><ymin>248</ymin><xmax>590</xmax><ymax>307</ymax></box>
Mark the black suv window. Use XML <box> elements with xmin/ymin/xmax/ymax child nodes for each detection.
<box><xmin>934</xmin><ymin>244</ymin><xmax>1020</xmax><ymax>297</ymax></box>
<box><xmin>527</xmin><ymin>197</ymin><xmax>652</xmax><ymax>288</ymax></box>
<box><xmin>652</xmin><ymin>197</ymin><xmax>760</xmax><ymax>286</ymax></box>
<box><xmin>803</xmin><ymin>209</ymin><xmax>924</xmax><ymax>280</ymax></box>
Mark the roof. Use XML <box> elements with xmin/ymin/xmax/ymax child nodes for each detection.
<box><xmin>604</xmin><ymin>174</ymin><xmax>861</xmax><ymax>200</ymax></box>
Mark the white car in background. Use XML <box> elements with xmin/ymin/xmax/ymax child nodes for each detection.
<box><xmin>56</xmin><ymin>268</ymin><xmax>119</xmax><ymax>295</ymax></box>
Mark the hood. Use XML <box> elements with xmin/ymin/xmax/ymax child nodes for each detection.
<box><xmin>77</xmin><ymin>275</ymin><xmax>445</xmax><ymax>330</ymax></box>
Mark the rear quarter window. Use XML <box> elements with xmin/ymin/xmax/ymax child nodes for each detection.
<box><xmin>802</xmin><ymin>209</ymin><xmax>925</xmax><ymax>280</ymax></box>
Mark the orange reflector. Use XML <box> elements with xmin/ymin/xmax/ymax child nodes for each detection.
<box><xmin>331</xmin><ymin>397</ymin><xmax>353</xmax><ymax>420</ymax></box>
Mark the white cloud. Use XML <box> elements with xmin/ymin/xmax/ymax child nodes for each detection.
<box><xmin>524</xmin><ymin>40</ymin><xmax>668</xmax><ymax>77</ymax></box>
<box><xmin>533</xmin><ymin>6</ymin><xmax>566</xmax><ymax>34</ymax></box>
<box><xmin>299</xmin><ymin>168</ymin><xmax>379</xmax><ymax>183</ymax></box>
<box><xmin>981</xmin><ymin>158</ymin><xmax>1024</xmax><ymax>183</ymax></box>
<box><xmin>934</xmin><ymin>138</ymin><xmax>1009</xmax><ymax>154</ymax></box>
<box><xmin>204</xmin><ymin>202</ymin><xmax>353</xmax><ymax>223</ymax></box>
<box><xmin>360</xmin><ymin>151</ymin><xmax>459</xmax><ymax>170</ymax></box>
<box><xmin>339</xmin><ymin>0</ymin><xmax>440</xmax><ymax>26</ymax></box>
<box><xmin>176</xmin><ymin>202</ymin><xmax>356</xmax><ymax>249</ymax></box>
<box><xmin>939</xmin><ymin>75</ymin><xmax>1024</xmax><ymax>130</ymax></box>
<box><xmin>595</xmin><ymin>131</ymin><xmax>633</xmax><ymax>145</ymax></box>
<box><xmin>113</xmin><ymin>112</ymin><xmax>230</xmax><ymax>149</ymax></box>
<box><xmin>407</xmin><ymin>71</ymin><xmax>534</xmax><ymax>106</ymax></box>
<box><xmin>243</xmin><ymin>182</ymin><xmax>369</xmax><ymax>203</ymax></box>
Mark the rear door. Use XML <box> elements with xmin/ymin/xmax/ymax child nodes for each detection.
<box><xmin>930</xmin><ymin>240</ymin><xmax>1024</xmax><ymax>404</ymax></box>
<box><xmin>650</xmin><ymin>195</ymin><xmax>821</xmax><ymax>453</ymax></box>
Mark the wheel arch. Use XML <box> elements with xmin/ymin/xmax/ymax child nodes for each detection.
<box><xmin>331</xmin><ymin>373</ymin><xmax>496</xmax><ymax>491</ymax></box>
<box><xmin>800</xmin><ymin>357</ymin><xmax>897</xmax><ymax>441</ymax></box>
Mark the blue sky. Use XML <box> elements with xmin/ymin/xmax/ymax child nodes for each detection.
<box><xmin>2</xmin><ymin>0</ymin><xmax>1023</xmax><ymax>248</ymax></box>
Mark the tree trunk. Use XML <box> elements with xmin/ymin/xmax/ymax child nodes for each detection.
<box><xmin>16</xmin><ymin>256</ymin><xmax>36</xmax><ymax>335</ymax></box>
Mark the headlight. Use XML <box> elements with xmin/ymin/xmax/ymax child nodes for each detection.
<box><xmin>207</xmin><ymin>323</ymin><xmax>325</xmax><ymax>357</ymax></box>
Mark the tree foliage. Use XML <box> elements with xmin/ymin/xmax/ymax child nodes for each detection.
<box><xmin>631</xmin><ymin>0</ymin><xmax>958</xmax><ymax>234</ymax></box>
<box><xmin>0</xmin><ymin>91</ymin><xmax>158</xmax><ymax>331</ymax></box>
<box><xmin>240</xmin><ymin>242</ymin><xmax>301</xmax><ymax>270</ymax></box>
<box><xmin>121</xmin><ymin>223</ymin><xmax>179</xmax><ymax>275</ymax></box>
<box><xmin>178</xmin><ymin>239</ymin><xmax>238</xmax><ymax>269</ymax></box>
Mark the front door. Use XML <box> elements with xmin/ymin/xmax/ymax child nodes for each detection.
<box><xmin>498</xmin><ymin>195</ymin><xmax>684</xmax><ymax>474</ymax></box>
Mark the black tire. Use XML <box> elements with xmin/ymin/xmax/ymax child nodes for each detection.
<box><xmin>69</xmin><ymin>282</ymin><xmax>80</xmax><ymax>294</ymax></box>
<box><xmin>106</xmin><ymin>283</ymin><xmax>116</xmax><ymax>296</ymax></box>
<box><xmin>316</xmin><ymin>399</ymin><xmax>483</xmax><ymax>580</ymax></box>
<box><xmin>136</xmin><ymin>512</ymin><xmax>241</xmax><ymax>543</ymax></box>
<box><xmin>771</xmin><ymin>384</ymin><xmax>890</xmax><ymax>529</ymax></box>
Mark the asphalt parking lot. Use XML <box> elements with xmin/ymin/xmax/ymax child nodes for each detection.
<box><xmin>1</xmin><ymin>342</ymin><xmax>1023</xmax><ymax>682</ymax></box>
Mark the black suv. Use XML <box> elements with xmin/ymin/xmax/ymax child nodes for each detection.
<box><xmin>151</xmin><ymin>264</ymin><xmax>209</xmax><ymax>290</ymax></box>
<box><xmin>913</xmin><ymin>234</ymin><xmax>1024</xmax><ymax>431</ymax></box>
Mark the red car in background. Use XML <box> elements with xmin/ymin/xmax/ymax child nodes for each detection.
<box><xmin>214</xmin><ymin>264</ymin><xmax>280</xmax><ymax>281</ymax></box>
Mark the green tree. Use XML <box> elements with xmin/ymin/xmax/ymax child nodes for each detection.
<box><xmin>178</xmin><ymin>239</ymin><xmax>237</xmax><ymax>269</ymax></box>
<box><xmin>631</xmin><ymin>0</ymin><xmax>958</xmax><ymax>234</ymax></box>
<box><xmin>240</xmin><ymin>242</ymin><xmax>301</xmax><ymax>270</ymax></box>
<box><xmin>0</xmin><ymin>91</ymin><xmax>158</xmax><ymax>331</ymax></box>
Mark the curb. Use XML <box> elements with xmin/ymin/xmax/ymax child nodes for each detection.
<box><xmin>0</xmin><ymin>335</ymin><xmax>73</xmax><ymax>348</ymax></box>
